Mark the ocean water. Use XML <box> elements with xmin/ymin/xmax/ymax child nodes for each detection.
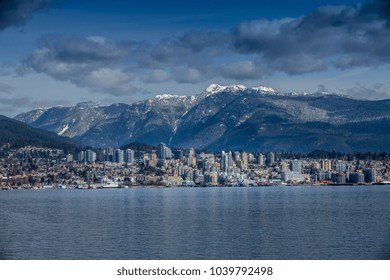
<box><xmin>0</xmin><ymin>186</ymin><xmax>390</xmax><ymax>260</ymax></box>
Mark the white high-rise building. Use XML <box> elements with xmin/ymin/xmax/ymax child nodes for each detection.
<box><xmin>85</xmin><ymin>149</ymin><xmax>97</xmax><ymax>163</ymax></box>
<box><xmin>258</xmin><ymin>153</ymin><xmax>265</xmax><ymax>165</ymax></box>
<box><xmin>125</xmin><ymin>149</ymin><xmax>135</xmax><ymax>163</ymax></box>
<box><xmin>78</xmin><ymin>151</ymin><xmax>85</xmax><ymax>162</ymax></box>
<box><xmin>157</xmin><ymin>142</ymin><xmax>172</xmax><ymax>159</ymax></box>
<box><xmin>221</xmin><ymin>151</ymin><xmax>233</xmax><ymax>173</ymax></box>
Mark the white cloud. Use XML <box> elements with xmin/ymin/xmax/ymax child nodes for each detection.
<box><xmin>343</xmin><ymin>83</ymin><xmax>390</xmax><ymax>100</ymax></box>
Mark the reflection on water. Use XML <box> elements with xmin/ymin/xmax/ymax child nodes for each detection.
<box><xmin>0</xmin><ymin>186</ymin><xmax>389</xmax><ymax>259</ymax></box>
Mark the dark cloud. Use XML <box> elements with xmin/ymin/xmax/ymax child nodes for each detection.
<box><xmin>232</xmin><ymin>0</ymin><xmax>390</xmax><ymax>78</ymax></box>
<box><xmin>0</xmin><ymin>0</ymin><xmax>52</xmax><ymax>30</ymax></box>
<box><xmin>342</xmin><ymin>83</ymin><xmax>390</xmax><ymax>100</ymax></box>
<box><xmin>137</xmin><ymin>31</ymin><xmax>229</xmax><ymax>70</ymax></box>
<box><xmin>266</xmin><ymin>54</ymin><xmax>327</xmax><ymax>75</ymax></box>
<box><xmin>23</xmin><ymin>0</ymin><xmax>390</xmax><ymax>89</ymax></box>
<box><xmin>35</xmin><ymin>35</ymin><xmax>134</xmax><ymax>64</ymax></box>
<box><xmin>130</xmin><ymin>31</ymin><xmax>229</xmax><ymax>84</ymax></box>
<box><xmin>27</xmin><ymin>35</ymin><xmax>140</xmax><ymax>96</ymax></box>
<box><xmin>360</xmin><ymin>0</ymin><xmax>390</xmax><ymax>20</ymax></box>
<box><xmin>178</xmin><ymin>31</ymin><xmax>230</xmax><ymax>52</ymax></box>
<box><xmin>219</xmin><ymin>60</ymin><xmax>267</xmax><ymax>80</ymax></box>
<box><xmin>27</xmin><ymin>31</ymin><xmax>229</xmax><ymax>91</ymax></box>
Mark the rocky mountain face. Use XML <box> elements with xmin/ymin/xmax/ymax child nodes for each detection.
<box><xmin>14</xmin><ymin>84</ymin><xmax>390</xmax><ymax>152</ymax></box>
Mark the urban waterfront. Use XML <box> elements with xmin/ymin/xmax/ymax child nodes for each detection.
<box><xmin>1</xmin><ymin>145</ymin><xmax>390</xmax><ymax>189</ymax></box>
<box><xmin>1</xmin><ymin>186</ymin><xmax>390</xmax><ymax>260</ymax></box>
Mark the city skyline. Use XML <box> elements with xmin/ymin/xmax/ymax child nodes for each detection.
<box><xmin>1</xmin><ymin>0</ymin><xmax>390</xmax><ymax>117</ymax></box>
<box><xmin>1</xmin><ymin>143</ymin><xmax>387</xmax><ymax>189</ymax></box>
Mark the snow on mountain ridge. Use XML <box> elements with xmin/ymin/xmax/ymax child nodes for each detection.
<box><xmin>14</xmin><ymin>108</ymin><xmax>48</xmax><ymax>124</ymax></box>
<box><xmin>203</xmin><ymin>84</ymin><xmax>247</xmax><ymax>97</ymax></box>
<box><xmin>155</xmin><ymin>94</ymin><xmax>187</xmax><ymax>100</ymax></box>
<box><xmin>58</xmin><ymin>124</ymin><xmax>69</xmax><ymax>136</ymax></box>
<box><xmin>252</xmin><ymin>85</ymin><xmax>275</xmax><ymax>93</ymax></box>
<box><xmin>13</xmin><ymin>83</ymin><xmax>390</xmax><ymax>151</ymax></box>
<box><xmin>202</xmin><ymin>83</ymin><xmax>279</xmax><ymax>98</ymax></box>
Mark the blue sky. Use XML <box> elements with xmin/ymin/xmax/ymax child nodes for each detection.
<box><xmin>1</xmin><ymin>0</ymin><xmax>390</xmax><ymax>116</ymax></box>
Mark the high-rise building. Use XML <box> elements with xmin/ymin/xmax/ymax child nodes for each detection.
<box><xmin>157</xmin><ymin>142</ymin><xmax>172</xmax><ymax>159</ymax></box>
<box><xmin>258</xmin><ymin>153</ymin><xmax>265</xmax><ymax>165</ymax></box>
<box><xmin>247</xmin><ymin>153</ymin><xmax>255</xmax><ymax>163</ymax></box>
<box><xmin>349</xmin><ymin>172</ymin><xmax>365</xmax><ymax>183</ymax></box>
<box><xmin>333</xmin><ymin>173</ymin><xmax>346</xmax><ymax>184</ymax></box>
<box><xmin>320</xmin><ymin>159</ymin><xmax>332</xmax><ymax>171</ymax></box>
<box><xmin>103</xmin><ymin>147</ymin><xmax>114</xmax><ymax>162</ymax></box>
<box><xmin>78</xmin><ymin>151</ymin><xmax>85</xmax><ymax>162</ymax></box>
<box><xmin>290</xmin><ymin>159</ymin><xmax>302</xmax><ymax>174</ymax></box>
<box><xmin>334</xmin><ymin>160</ymin><xmax>347</xmax><ymax>172</ymax></box>
<box><xmin>363</xmin><ymin>168</ymin><xmax>376</xmax><ymax>183</ymax></box>
<box><xmin>77</xmin><ymin>150</ymin><xmax>96</xmax><ymax>163</ymax></box>
<box><xmin>188</xmin><ymin>148</ymin><xmax>195</xmax><ymax>157</ymax></box>
<box><xmin>164</xmin><ymin>146</ymin><xmax>172</xmax><ymax>159</ymax></box>
<box><xmin>267</xmin><ymin>152</ymin><xmax>275</xmax><ymax>166</ymax></box>
<box><xmin>113</xmin><ymin>149</ymin><xmax>124</xmax><ymax>163</ymax></box>
<box><xmin>311</xmin><ymin>162</ymin><xmax>321</xmax><ymax>173</ymax></box>
<box><xmin>125</xmin><ymin>149</ymin><xmax>135</xmax><ymax>163</ymax></box>
<box><xmin>241</xmin><ymin>152</ymin><xmax>248</xmax><ymax>169</ymax></box>
<box><xmin>85</xmin><ymin>149</ymin><xmax>96</xmax><ymax>163</ymax></box>
<box><xmin>157</xmin><ymin>142</ymin><xmax>166</xmax><ymax>159</ymax></box>
<box><xmin>187</xmin><ymin>148</ymin><xmax>196</xmax><ymax>167</ymax></box>
<box><xmin>221</xmin><ymin>151</ymin><xmax>232</xmax><ymax>173</ymax></box>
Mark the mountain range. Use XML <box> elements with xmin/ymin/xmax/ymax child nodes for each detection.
<box><xmin>14</xmin><ymin>84</ymin><xmax>390</xmax><ymax>152</ymax></box>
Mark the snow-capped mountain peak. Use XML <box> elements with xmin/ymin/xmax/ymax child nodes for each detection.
<box><xmin>202</xmin><ymin>84</ymin><xmax>248</xmax><ymax>98</ymax></box>
<box><xmin>14</xmin><ymin>83</ymin><xmax>390</xmax><ymax>152</ymax></box>
<box><xmin>252</xmin><ymin>85</ymin><xmax>275</xmax><ymax>93</ymax></box>
<box><xmin>14</xmin><ymin>108</ymin><xmax>48</xmax><ymax>123</ymax></box>
<box><xmin>203</xmin><ymin>83</ymin><xmax>277</xmax><ymax>97</ymax></box>
<box><xmin>205</xmin><ymin>83</ymin><xmax>247</xmax><ymax>93</ymax></box>
<box><xmin>155</xmin><ymin>94</ymin><xmax>182</xmax><ymax>100</ymax></box>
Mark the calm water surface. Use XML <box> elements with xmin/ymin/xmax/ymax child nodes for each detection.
<box><xmin>1</xmin><ymin>186</ymin><xmax>390</xmax><ymax>259</ymax></box>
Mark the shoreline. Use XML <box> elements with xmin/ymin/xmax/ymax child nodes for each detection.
<box><xmin>1</xmin><ymin>183</ymin><xmax>389</xmax><ymax>190</ymax></box>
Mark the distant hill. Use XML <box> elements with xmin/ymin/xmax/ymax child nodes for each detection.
<box><xmin>0</xmin><ymin>114</ymin><xmax>81</xmax><ymax>153</ymax></box>
<box><xmin>15</xmin><ymin>84</ymin><xmax>390</xmax><ymax>152</ymax></box>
